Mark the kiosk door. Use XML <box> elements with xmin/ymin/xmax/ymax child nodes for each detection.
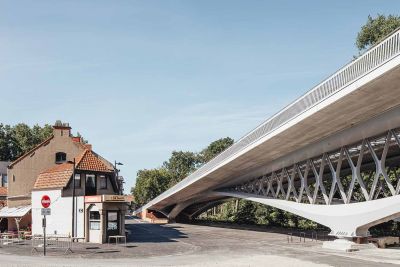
<box><xmin>106</xmin><ymin>211</ymin><xmax>120</xmax><ymax>237</ymax></box>
<box><xmin>88</xmin><ymin>205</ymin><xmax>101</xmax><ymax>243</ymax></box>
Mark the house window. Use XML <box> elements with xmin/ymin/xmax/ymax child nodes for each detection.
<box><xmin>99</xmin><ymin>175</ymin><xmax>107</xmax><ymax>189</ymax></box>
<box><xmin>89</xmin><ymin>211</ymin><xmax>101</xmax><ymax>230</ymax></box>
<box><xmin>55</xmin><ymin>152</ymin><xmax>67</xmax><ymax>163</ymax></box>
<box><xmin>85</xmin><ymin>174</ymin><xmax>97</xmax><ymax>196</ymax></box>
<box><xmin>1</xmin><ymin>174</ymin><xmax>7</xmax><ymax>187</ymax></box>
<box><xmin>13</xmin><ymin>175</ymin><xmax>15</xmax><ymax>182</ymax></box>
<box><xmin>74</xmin><ymin>174</ymin><xmax>81</xmax><ymax>188</ymax></box>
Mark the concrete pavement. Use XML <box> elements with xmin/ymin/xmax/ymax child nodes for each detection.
<box><xmin>0</xmin><ymin>218</ymin><xmax>399</xmax><ymax>266</ymax></box>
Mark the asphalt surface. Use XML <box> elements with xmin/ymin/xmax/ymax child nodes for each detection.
<box><xmin>0</xmin><ymin>218</ymin><xmax>399</xmax><ymax>266</ymax></box>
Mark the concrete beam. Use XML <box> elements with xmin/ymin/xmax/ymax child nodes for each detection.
<box><xmin>217</xmin><ymin>191</ymin><xmax>400</xmax><ymax>238</ymax></box>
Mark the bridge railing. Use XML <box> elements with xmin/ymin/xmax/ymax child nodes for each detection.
<box><xmin>140</xmin><ymin>28</ymin><xmax>400</xmax><ymax>211</ymax></box>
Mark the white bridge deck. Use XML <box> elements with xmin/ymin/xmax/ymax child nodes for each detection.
<box><xmin>137</xmin><ymin>29</ymin><xmax>400</xmax><ymax>240</ymax></box>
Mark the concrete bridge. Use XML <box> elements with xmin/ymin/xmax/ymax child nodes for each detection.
<box><xmin>136</xmin><ymin>29</ymin><xmax>400</xmax><ymax>249</ymax></box>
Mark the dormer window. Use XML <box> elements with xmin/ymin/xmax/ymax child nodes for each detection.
<box><xmin>55</xmin><ymin>152</ymin><xmax>67</xmax><ymax>163</ymax></box>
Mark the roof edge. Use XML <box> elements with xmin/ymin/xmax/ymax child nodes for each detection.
<box><xmin>9</xmin><ymin>135</ymin><xmax>55</xmax><ymax>168</ymax></box>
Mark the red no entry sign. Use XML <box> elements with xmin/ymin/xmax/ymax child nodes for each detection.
<box><xmin>41</xmin><ymin>195</ymin><xmax>51</xmax><ymax>208</ymax></box>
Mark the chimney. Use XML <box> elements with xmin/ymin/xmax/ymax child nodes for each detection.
<box><xmin>84</xmin><ymin>144</ymin><xmax>92</xmax><ymax>150</ymax></box>
<box><xmin>72</xmin><ymin>137</ymin><xmax>81</xmax><ymax>143</ymax></box>
<box><xmin>53</xmin><ymin>120</ymin><xmax>71</xmax><ymax>137</ymax></box>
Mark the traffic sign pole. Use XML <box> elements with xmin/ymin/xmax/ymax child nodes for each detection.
<box><xmin>41</xmin><ymin>195</ymin><xmax>51</xmax><ymax>256</ymax></box>
<box><xmin>43</xmin><ymin>215</ymin><xmax>46</xmax><ymax>256</ymax></box>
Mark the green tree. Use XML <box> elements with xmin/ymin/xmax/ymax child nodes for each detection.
<box><xmin>0</xmin><ymin>124</ymin><xmax>16</xmax><ymax>161</ymax></box>
<box><xmin>199</xmin><ymin>137</ymin><xmax>234</xmax><ymax>164</ymax></box>
<box><xmin>133</xmin><ymin>168</ymin><xmax>170</xmax><ymax>206</ymax></box>
<box><xmin>234</xmin><ymin>200</ymin><xmax>257</xmax><ymax>224</ymax></box>
<box><xmin>356</xmin><ymin>14</ymin><xmax>400</xmax><ymax>51</ymax></box>
<box><xmin>163</xmin><ymin>151</ymin><xmax>200</xmax><ymax>187</ymax></box>
<box><xmin>31</xmin><ymin>124</ymin><xmax>53</xmax><ymax>144</ymax></box>
<box><xmin>254</xmin><ymin>203</ymin><xmax>270</xmax><ymax>225</ymax></box>
<box><xmin>0</xmin><ymin>123</ymin><xmax>53</xmax><ymax>161</ymax></box>
<box><xmin>12</xmin><ymin>123</ymin><xmax>34</xmax><ymax>157</ymax></box>
<box><xmin>132</xmin><ymin>137</ymin><xmax>234</xmax><ymax>206</ymax></box>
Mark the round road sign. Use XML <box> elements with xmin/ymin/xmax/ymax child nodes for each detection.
<box><xmin>41</xmin><ymin>195</ymin><xmax>51</xmax><ymax>208</ymax></box>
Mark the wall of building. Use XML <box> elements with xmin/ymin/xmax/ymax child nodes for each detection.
<box><xmin>8</xmin><ymin>128</ymin><xmax>85</xmax><ymax>207</ymax></box>
<box><xmin>32</xmin><ymin>190</ymin><xmax>84</xmax><ymax>238</ymax></box>
<box><xmin>0</xmin><ymin>161</ymin><xmax>9</xmax><ymax>187</ymax></box>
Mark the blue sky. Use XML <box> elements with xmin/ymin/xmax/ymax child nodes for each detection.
<box><xmin>1</xmin><ymin>1</ymin><xmax>399</xmax><ymax>192</ymax></box>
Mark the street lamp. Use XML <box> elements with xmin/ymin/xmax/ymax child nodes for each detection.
<box><xmin>114</xmin><ymin>161</ymin><xmax>123</xmax><ymax>195</ymax></box>
<box><xmin>68</xmin><ymin>159</ymin><xmax>76</xmax><ymax>239</ymax></box>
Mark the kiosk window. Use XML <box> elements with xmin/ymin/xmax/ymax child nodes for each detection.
<box><xmin>89</xmin><ymin>211</ymin><xmax>101</xmax><ymax>230</ymax></box>
<box><xmin>107</xmin><ymin>211</ymin><xmax>118</xmax><ymax>231</ymax></box>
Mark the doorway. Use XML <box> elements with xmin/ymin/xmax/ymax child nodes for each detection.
<box><xmin>0</xmin><ymin>218</ymin><xmax>7</xmax><ymax>232</ymax></box>
<box><xmin>106</xmin><ymin>211</ymin><xmax>120</xmax><ymax>238</ymax></box>
<box><xmin>88</xmin><ymin>205</ymin><xmax>101</xmax><ymax>243</ymax></box>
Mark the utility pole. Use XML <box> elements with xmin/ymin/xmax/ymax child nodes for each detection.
<box><xmin>71</xmin><ymin>158</ymin><xmax>76</xmax><ymax>239</ymax></box>
<box><xmin>114</xmin><ymin>161</ymin><xmax>123</xmax><ymax>195</ymax></box>
<box><xmin>43</xmin><ymin>214</ymin><xmax>46</xmax><ymax>256</ymax></box>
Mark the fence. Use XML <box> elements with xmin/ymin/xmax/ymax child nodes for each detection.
<box><xmin>287</xmin><ymin>231</ymin><xmax>333</xmax><ymax>243</ymax></box>
<box><xmin>31</xmin><ymin>234</ymin><xmax>73</xmax><ymax>255</ymax></box>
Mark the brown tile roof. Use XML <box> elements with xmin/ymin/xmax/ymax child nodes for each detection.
<box><xmin>33</xmin><ymin>149</ymin><xmax>114</xmax><ymax>190</ymax></box>
<box><xmin>33</xmin><ymin>163</ymin><xmax>74</xmax><ymax>190</ymax></box>
<box><xmin>75</xmin><ymin>149</ymin><xmax>114</xmax><ymax>173</ymax></box>
<box><xmin>9</xmin><ymin>136</ymin><xmax>54</xmax><ymax>168</ymax></box>
<box><xmin>0</xmin><ymin>187</ymin><xmax>7</xmax><ymax>196</ymax></box>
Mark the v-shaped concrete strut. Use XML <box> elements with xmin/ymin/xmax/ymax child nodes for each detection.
<box><xmin>216</xmin><ymin>191</ymin><xmax>400</xmax><ymax>238</ymax></box>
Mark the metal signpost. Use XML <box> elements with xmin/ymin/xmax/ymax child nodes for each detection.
<box><xmin>41</xmin><ymin>195</ymin><xmax>51</xmax><ymax>256</ymax></box>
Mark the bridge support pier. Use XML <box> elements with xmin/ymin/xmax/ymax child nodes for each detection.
<box><xmin>322</xmin><ymin>238</ymin><xmax>376</xmax><ymax>251</ymax></box>
<box><xmin>167</xmin><ymin>200</ymin><xmax>197</xmax><ymax>223</ymax></box>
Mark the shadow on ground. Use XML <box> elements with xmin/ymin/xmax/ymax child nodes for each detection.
<box><xmin>126</xmin><ymin>220</ymin><xmax>188</xmax><ymax>243</ymax></box>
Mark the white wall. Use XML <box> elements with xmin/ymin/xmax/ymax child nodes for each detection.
<box><xmin>32</xmin><ymin>190</ymin><xmax>84</xmax><ymax>238</ymax></box>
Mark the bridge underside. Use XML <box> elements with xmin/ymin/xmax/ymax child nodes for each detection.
<box><xmin>155</xmin><ymin>107</ymin><xmax>400</xmax><ymax>238</ymax></box>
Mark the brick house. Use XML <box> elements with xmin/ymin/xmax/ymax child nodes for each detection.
<box><xmin>31</xmin><ymin>149</ymin><xmax>128</xmax><ymax>243</ymax></box>
<box><xmin>0</xmin><ymin>122</ymin><xmax>128</xmax><ymax>242</ymax></box>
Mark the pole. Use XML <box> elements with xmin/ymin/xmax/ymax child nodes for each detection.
<box><xmin>114</xmin><ymin>160</ymin><xmax>120</xmax><ymax>195</ymax></box>
<box><xmin>71</xmin><ymin>158</ymin><xmax>76</xmax><ymax>239</ymax></box>
<box><xmin>43</xmin><ymin>215</ymin><xmax>46</xmax><ymax>256</ymax></box>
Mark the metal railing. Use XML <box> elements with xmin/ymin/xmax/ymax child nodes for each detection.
<box><xmin>287</xmin><ymin>231</ymin><xmax>333</xmax><ymax>243</ymax></box>
<box><xmin>141</xmin><ymin>28</ymin><xmax>400</xmax><ymax>211</ymax></box>
<box><xmin>31</xmin><ymin>235</ymin><xmax>73</xmax><ymax>255</ymax></box>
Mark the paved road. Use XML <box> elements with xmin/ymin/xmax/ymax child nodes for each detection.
<box><xmin>0</xmin><ymin>218</ymin><xmax>399</xmax><ymax>266</ymax></box>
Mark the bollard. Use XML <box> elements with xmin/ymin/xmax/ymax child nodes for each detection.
<box><xmin>299</xmin><ymin>232</ymin><xmax>306</xmax><ymax>243</ymax></box>
<box><xmin>287</xmin><ymin>233</ymin><xmax>293</xmax><ymax>243</ymax></box>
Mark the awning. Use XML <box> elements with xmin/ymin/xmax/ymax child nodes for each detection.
<box><xmin>0</xmin><ymin>205</ymin><xmax>31</xmax><ymax>218</ymax></box>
